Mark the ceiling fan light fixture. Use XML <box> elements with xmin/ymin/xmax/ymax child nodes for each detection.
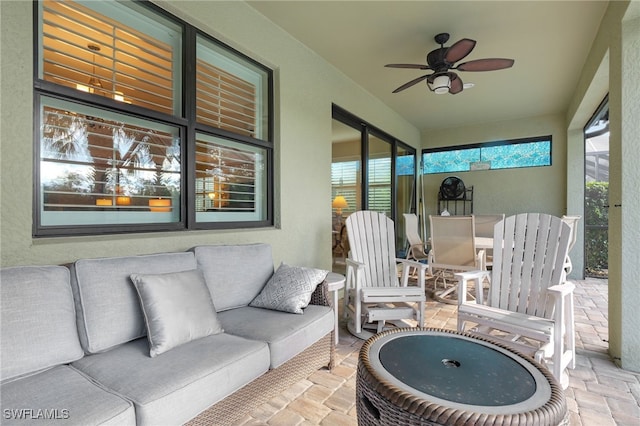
<box><xmin>429</xmin><ymin>74</ymin><xmax>450</xmax><ymax>94</ymax></box>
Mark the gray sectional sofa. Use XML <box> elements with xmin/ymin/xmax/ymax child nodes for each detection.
<box><xmin>1</xmin><ymin>243</ymin><xmax>335</xmax><ymax>425</ymax></box>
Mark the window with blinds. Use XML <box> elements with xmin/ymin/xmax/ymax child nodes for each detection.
<box><xmin>196</xmin><ymin>36</ymin><xmax>269</xmax><ymax>141</ymax></box>
<box><xmin>40</xmin><ymin>0</ymin><xmax>181</xmax><ymax>116</ymax></box>
<box><xmin>39</xmin><ymin>96</ymin><xmax>181</xmax><ymax>227</ymax></box>
<box><xmin>331</xmin><ymin>161</ymin><xmax>359</xmax><ymax>215</ymax></box>
<box><xmin>35</xmin><ymin>0</ymin><xmax>273</xmax><ymax>235</ymax></box>
<box><xmin>367</xmin><ymin>157</ymin><xmax>392</xmax><ymax>215</ymax></box>
<box><xmin>195</xmin><ymin>134</ymin><xmax>267</xmax><ymax>222</ymax></box>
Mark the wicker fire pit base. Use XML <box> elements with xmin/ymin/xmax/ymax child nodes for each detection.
<box><xmin>356</xmin><ymin>328</ymin><xmax>568</xmax><ymax>426</ymax></box>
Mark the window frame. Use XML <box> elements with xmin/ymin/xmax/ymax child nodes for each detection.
<box><xmin>33</xmin><ymin>0</ymin><xmax>273</xmax><ymax>237</ymax></box>
<box><xmin>421</xmin><ymin>135</ymin><xmax>552</xmax><ymax>175</ymax></box>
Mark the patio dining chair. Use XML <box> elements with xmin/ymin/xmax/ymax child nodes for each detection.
<box><xmin>403</xmin><ymin>213</ymin><xmax>429</xmax><ymax>266</ymax></box>
<box><xmin>473</xmin><ymin>214</ymin><xmax>505</xmax><ymax>268</ymax></box>
<box><xmin>427</xmin><ymin>215</ymin><xmax>485</xmax><ymax>304</ymax></box>
<box><xmin>456</xmin><ymin>213</ymin><xmax>575</xmax><ymax>388</ymax></box>
<box><xmin>344</xmin><ymin>211</ymin><xmax>427</xmax><ymax>339</ymax></box>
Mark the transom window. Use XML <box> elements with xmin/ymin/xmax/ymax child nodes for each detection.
<box><xmin>35</xmin><ymin>0</ymin><xmax>273</xmax><ymax>236</ymax></box>
<box><xmin>422</xmin><ymin>136</ymin><xmax>551</xmax><ymax>174</ymax></box>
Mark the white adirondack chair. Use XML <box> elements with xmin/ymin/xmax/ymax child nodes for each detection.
<box><xmin>561</xmin><ymin>215</ymin><xmax>582</xmax><ymax>275</ymax></box>
<box><xmin>428</xmin><ymin>215</ymin><xmax>485</xmax><ymax>303</ymax></box>
<box><xmin>344</xmin><ymin>211</ymin><xmax>427</xmax><ymax>339</ymax></box>
<box><xmin>456</xmin><ymin>213</ymin><xmax>575</xmax><ymax>388</ymax></box>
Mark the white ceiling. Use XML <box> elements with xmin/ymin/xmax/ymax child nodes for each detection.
<box><xmin>247</xmin><ymin>1</ymin><xmax>609</xmax><ymax>132</ymax></box>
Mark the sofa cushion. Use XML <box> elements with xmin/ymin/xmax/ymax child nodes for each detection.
<box><xmin>130</xmin><ymin>269</ymin><xmax>224</xmax><ymax>357</ymax></box>
<box><xmin>250</xmin><ymin>263</ymin><xmax>329</xmax><ymax>314</ymax></box>
<box><xmin>191</xmin><ymin>244</ymin><xmax>274</xmax><ymax>311</ymax></box>
<box><xmin>0</xmin><ymin>365</ymin><xmax>135</xmax><ymax>425</ymax></box>
<box><xmin>72</xmin><ymin>334</ymin><xmax>269</xmax><ymax>426</ymax></box>
<box><xmin>69</xmin><ymin>252</ymin><xmax>197</xmax><ymax>354</ymax></box>
<box><xmin>1</xmin><ymin>266</ymin><xmax>84</xmax><ymax>382</ymax></box>
<box><xmin>218</xmin><ymin>305</ymin><xmax>334</xmax><ymax>368</ymax></box>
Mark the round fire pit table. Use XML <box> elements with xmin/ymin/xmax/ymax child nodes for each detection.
<box><xmin>357</xmin><ymin>328</ymin><xmax>568</xmax><ymax>425</ymax></box>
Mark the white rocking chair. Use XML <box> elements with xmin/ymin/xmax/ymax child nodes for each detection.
<box><xmin>456</xmin><ymin>213</ymin><xmax>575</xmax><ymax>388</ymax></box>
<box><xmin>344</xmin><ymin>211</ymin><xmax>427</xmax><ymax>339</ymax></box>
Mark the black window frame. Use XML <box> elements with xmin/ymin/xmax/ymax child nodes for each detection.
<box><xmin>33</xmin><ymin>0</ymin><xmax>274</xmax><ymax>237</ymax></box>
<box><xmin>421</xmin><ymin>135</ymin><xmax>553</xmax><ymax>175</ymax></box>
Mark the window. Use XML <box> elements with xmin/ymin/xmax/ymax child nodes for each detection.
<box><xmin>35</xmin><ymin>0</ymin><xmax>272</xmax><ymax>236</ymax></box>
<box><xmin>422</xmin><ymin>136</ymin><xmax>551</xmax><ymax>174</ymax></box>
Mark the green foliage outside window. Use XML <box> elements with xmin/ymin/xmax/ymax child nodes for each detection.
<box><xmin>585</xmin><ymin>181</ymin><xmax>608</xmax><ymax>275</ymax></box>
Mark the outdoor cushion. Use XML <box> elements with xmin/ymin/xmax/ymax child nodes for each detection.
<box><xmin>0</xmin><ymin>365</ymin><xmax>135</xmax><ymax>425</ymax></box>
<box><xmin>191</xmin><ymin>244</ymin><xmax>274</xmax><ymax>311</ymax></box>
<box><xmin>218</xmin><ymin>304</ymin><xmax>333</xmax><ymax>368</ymax></box>
<box><xmin>0</xmin><ymin>266</ymin><xmax>84</xmax><ymax>382</ymax></box>
<box><xmin>72</xmin><ymin>334</ymin><xmax>269</xmax><ymax>426</ymax></box>
<box><xmin>250</xmin><ymin>263</ymin><xmax>329</xmax><ymax>314</ymax></box>
<box><xmin>130</xmin><ymin>269</ymin><xmax>224</xmax><ymax>357</ymax></box>
<box><xmin>69</xmin><ymin>252</ymin><xmax>197</xmax><ymax>354</ymax></box>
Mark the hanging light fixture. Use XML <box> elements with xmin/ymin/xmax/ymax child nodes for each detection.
<box><xmin>77</xmin><ymin>43</ymin><xmax>103</xmax><ymax>93</ymax></box>
<box><xmin>428</xmin><ymin>74</ymin><xmax>451</xmax><ymax>95</ymax></box>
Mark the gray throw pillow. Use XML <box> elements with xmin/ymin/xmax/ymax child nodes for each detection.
<box><xmin>250</xmin><ymin>263</ymin><xmax>329</xmax><ymax>314</ymax></box>
<box><xmin>130</xmin><ymin>269</ymin><xmax>223</xmax><ymax>357</ymax></box>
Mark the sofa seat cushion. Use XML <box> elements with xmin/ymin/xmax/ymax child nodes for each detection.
<box><xmin>1</xmin><ymin>266</ymin><xmax>83</xmax><ymax>382</ymax></box>
<box><xmin>72</xmin><ymin>334</ymin><xmax>269</xmax><ymax>426</ymax></box>
<box><xmin>218</xmin><ymin>305</ymin><xmax>334</xmax><ymax>369</ymax></box>
<box><xmin>0</xmin><ymin>365</ymin><xmax>135</xmax><ymax>426</ymax></box>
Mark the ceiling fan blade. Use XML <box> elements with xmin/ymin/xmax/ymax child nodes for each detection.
<box><xmin>449</xmin><ymin>74</ymin><xmax>463</xmax><ymax>94</ymax></box>
<box><xmin>392</xmin><ymin>74</ymin><xmax>430</xmax><ymax>93</ymax></box>
<box><xmin>456</xmin><ymin>58</ymin><xmax>515</xmax><ymax>72</ymax></box>
<box><xmin>445</xmin><ymin>38</ymin><xmax>476</xmax><ymax>64</ymax></box>
<box><xmin>385</xmin><ymin>63</ymin><xmax>430</xmax><ymax>70</ymax></box>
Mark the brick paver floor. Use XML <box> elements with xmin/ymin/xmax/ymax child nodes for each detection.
<box><xmin>237</xmin><ymin>278</ymin><xmax>640</xmax><ymax>426</ymax></box>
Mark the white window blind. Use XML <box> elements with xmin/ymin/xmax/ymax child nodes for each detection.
<box><xmin>368</xmin><ymin>157</ymin><xmax>391</xmax><ymax>215</ymax></box>
<box><xmin>196</xmin><ymin>36</ymin><xmax>268</xmax><ymax>140</ymax></box>
<box><xmin>40</xmin><ymin>0</ymin><xmax>180</xmax><ymax>115</ymax></box>
<box><xmin>195</xmin><ymin>135</ymin><xmax>266</xmax><ymax>222</ymax></box>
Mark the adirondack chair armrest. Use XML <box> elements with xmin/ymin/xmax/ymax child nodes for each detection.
<box><xmin>547</xmin><ymin>281</ymin><xmax>576</xmax><ymax>297</ymax></box>
<box><xmin>345</xmin><ymin>258</ymin><xmax>365</xmax><ymax>270</ymax></box>
<box><xmin>455</xmin><ymin>270</ymin><xmax>491</xmax><ymax>304</ymax></box>
<box><xmin>396</xmin><ymin>258</ymin><xmax>427</xmax><ymax>289</ymax></box>
<box><xmin>396</xmin><ymin>258</ymin><xmax>427</xmax><ymax>271</ymax></box>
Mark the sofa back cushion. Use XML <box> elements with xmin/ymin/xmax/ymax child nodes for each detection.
<box><xmin>1</xmin><ymin>266</ymin><xmax>84</xmax><ymax>382</ymax></box>
<box><xmin>191</xmin><ymin>244</ymin><xmax>274</xmax><ymax>311</ymax></box>
<box><xmin>70</xmin><ymin>252</ymin><xmax>197</xmax><ymax>354</ymax></box>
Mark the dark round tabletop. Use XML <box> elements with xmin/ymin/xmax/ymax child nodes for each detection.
<box><xmin>357</xmin><ymin>328</ymin><xmax>568</xmax><ymax>425</ymax></box>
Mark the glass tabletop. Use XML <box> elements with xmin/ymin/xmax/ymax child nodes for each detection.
<box><xmin>377</xmin><ymin>334</ymin><xmax>536</xmax><ymax>406</ymax></box>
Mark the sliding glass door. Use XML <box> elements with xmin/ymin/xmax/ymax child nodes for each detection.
<box><xmin>331</xmin><ymin>105</ymin><xmax>416</xmax><ymax>262</ymax></box>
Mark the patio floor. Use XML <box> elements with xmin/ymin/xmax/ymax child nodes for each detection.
<box><xmin>237</xmin><ymin>278</ymin><xmax>640</xmax><ymax>426</ymax></box>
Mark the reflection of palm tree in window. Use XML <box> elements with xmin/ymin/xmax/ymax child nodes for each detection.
<box><xmin>41</xmin><ymin>112</ymin><xmax>95</xmax><ymax>195</ymax></box>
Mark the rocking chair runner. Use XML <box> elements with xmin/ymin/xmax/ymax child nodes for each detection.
<box><xmin>456</xmin><ymin>213</ymin><xmax>575</xmax><ymax>388</ymax></box>
<box><xmin>344</xmin><ymin>211</ymin><xmax>427</xmax><ymax>338</ymax></box>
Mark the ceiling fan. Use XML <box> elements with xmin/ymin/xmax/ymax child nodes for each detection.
<box><xmin>385</xmin><ymin>33</ymin><xmax>515</xmax><ymax>95</ymax></box>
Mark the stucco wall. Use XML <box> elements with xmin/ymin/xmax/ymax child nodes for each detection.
<box><xmin>0</xmin><ymin>0</ymin><xmax>420</xmax><ymax>268</ymax></box>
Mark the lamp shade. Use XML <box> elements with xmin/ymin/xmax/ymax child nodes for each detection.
<box><xmin>149</xmin><ymin>198</ymin><xmax>171</xmax><ymax>212</ymax></box>
<box><xmin>429</xmin><ymin>74</ymin><xmax>451</xmax><ymax>94</ymax></box>
<box><xmin>332</xmin><ymin>195</ymin><xmax>348</xmax><ymax>209</ymax></box>
<box><xmin>95</xmin><ymin>198</ymin><xmax>113</xmax><ymax>206</ymax></box>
